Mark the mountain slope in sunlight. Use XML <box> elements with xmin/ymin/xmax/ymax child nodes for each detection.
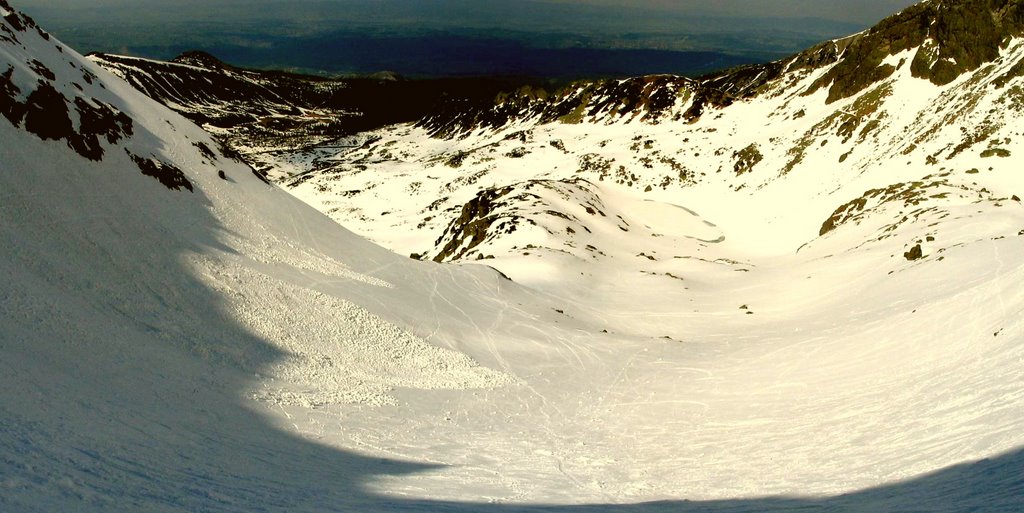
<box><xmin>1</xmin><ymin>2</ymin><xmax>519</xmax><ymax>510</ymax></box>
<box><xmin>3</xmin><ymin>0</ymin><xmax>1024</xmax><ymax>511</ymax></box>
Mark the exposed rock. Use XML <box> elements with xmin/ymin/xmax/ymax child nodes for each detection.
<box><xmin>69</xmin><ymin>97</ymin><xmax>133</xmax><ymax>161</ymax></box>
<box><xmin>193</xmin><ymin>141</ymin><xmax>216</xmax><ymax>161</ymax></box>
<box><xmin>0</xmin><ymin>65</ymin><xmax>24</xmax><ymax>124</ymax></box>
<box><xmin>172</xmin><ymin>50</ymin><xmax>227</xmax><ymax>69</ymax></box>
<box><xmin>0</xmin><ymin>57</ymin><xmax>133</xmax><ymax>161</ymax></box>
<box><xmin>91</xmin><ymin>51</ymin><xmax>551</xmax><ymax>164</ymax></box>
<box><xmin>981</xmin><ymin>148</ymin><xmax>1012</xmax><ymax>158</ymax></box>
<box><xmin>127</xmin><ymin>151</ymin><xmax>194</xmax><ymax>192</ymax></box>
<box><xmin>419</xmin><ymin>75</ymin><xmax>707</xmax><ymax>138</ymax></box>
<box><xmin>732</xmin><ymin>143</ymin><xmax>763</xmax><ymax>176</ymax></box>
<box><xmin>27</xmin><ymin>59</ymin><xmax>54</xmax><ymax>81</ymax></box>
<box><xmin>506</xmin><ymin>147</ymin><xmax>528</xmax><ymax>159</ymax></box>
<box><xmin>807</xmin><ymin>0</ymin><xmax>1024</xmax><ymax>103</ymax></box>
<box><xmin>432</xmin><ymin>186</ymin><xmax>516</xmax><ymax>262</ymax></box>
<box><xmin>904</xmin><ymin>243</ymin><xmax>924</xmax><ymax>260</ymax></box>
<box><xmin>820</xmin><ymin>174</ymin><xmax>1003</xmax><ymax>237</ymax></box>
<box><xmin>412</xmin><ymin>2</ymin><xmax>1024</xmax><ymax>138</ymax></box>
<box><xmin>23</xmin><ymin>82</ymin><xmax>72</xmax><ymax>141</ymax></box>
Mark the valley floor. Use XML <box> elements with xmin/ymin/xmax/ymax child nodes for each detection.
<box><xmin>3</xmin><ymin>1</ymin><xmax>1024</xmax><ymax>508</ymax></box>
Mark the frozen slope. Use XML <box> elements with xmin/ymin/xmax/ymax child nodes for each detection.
<box><xmin>0</xmin><ymin>3</ymin><xmax>515</xmax><ymax>510</ymax></box>
<box><xmin>3</xmin><ymin>1</ymin><xmax>1024</xmax><ymax>512</ymax></box>
<box><xmin>281</xmin><ymin>0</ymin><xmax>1024</xmax><ymax>507</ymax></box>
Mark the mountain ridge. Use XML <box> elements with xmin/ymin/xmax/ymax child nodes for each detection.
<box><xmin>282</xmin><ymin>0</ymin><xmax>1024</xmax><ymax>269</ymax></box>
<box><xmin>88</xmin><ymin>49</ymin><xmax>567</xmax><ymax>178</ymax></box>
<box><xmin>4</xmin><ymin>0</ymin><xmax>1024</xmax><ymax>510</ymax></box>
<box><xmin>413</xmin><ymin>0</ymin><xmax>1024</xmax><ymax>138</ymax></box>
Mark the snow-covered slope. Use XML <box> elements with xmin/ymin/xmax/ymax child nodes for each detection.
<box><xmin>4</xmin><ymin>0</ymin><xmax>1024</xmax><ymax>511</ymax></box>
<box><xmin>282</xmin><ymin>0</ymin><xmax>1024</xmax><ymax>281</ymax></box>
<box><xmin>87</xmin><ymin>51</ymin><xmax>557</xmax><ymax>181</ymax></box>
<box><xmin>0</xmin><ymin>3</ymin><xmax>515</xmax><ymax>510</ymax></box>
<box><xmin>279</xmin><ymin>0</ymin><xmax>1024</xmax><ymax>505</ymax></box>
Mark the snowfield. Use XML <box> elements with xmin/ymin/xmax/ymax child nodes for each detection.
<box><xmin>3</xmin><ymin>1</ymin><xmax>1024</xmax><ymax>512</ymax></box>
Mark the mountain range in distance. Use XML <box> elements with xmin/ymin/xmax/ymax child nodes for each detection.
<box><xmin>4</xmin><ymin>0</ymin><xmax>1024</xmax><ymax>511</ymax></box>
<box><xmin>20</xmin><ymin>0</ymin><xmax>869</xmax><ymax>79</ymax></box>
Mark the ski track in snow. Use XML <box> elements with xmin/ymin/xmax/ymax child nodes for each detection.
<box><xmin>268</xmin><ymin>26</ymin><xmax>1024</xmax><ymax>506</ymax></box>
<box><xmin>2</xmin><ymin>2</ymin><xmax>1024</xmax><ymax>512</ymax></box>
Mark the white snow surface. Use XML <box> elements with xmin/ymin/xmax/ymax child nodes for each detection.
<box><xmin>3</xmin><ymin>3</ymin><xmax>1024</xmax><ymax>513</ymax></box>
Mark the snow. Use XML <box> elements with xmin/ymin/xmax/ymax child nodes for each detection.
<box><xmin>3</xmin><ymin>2</ymin><xmax>1024</xmax><ymax>512</ymax></box>
<box><xmin>276</xmin><ymin>20</ymin><xmax>1024</xmax><ymax>508</ymax></box>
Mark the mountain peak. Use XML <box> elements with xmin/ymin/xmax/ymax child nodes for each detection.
<box><xmin>172</xmin><ymin>50</ymin><xmax>227</xmax><ymax>69</ymax></box>
<box><xmin>1</xmin><ymin>0</ymin><xmax>42</xmax><ymax>39</ymax></box>
<box><xmin>806</xmin><ymin>0</ymin><xmax>1024</xmax><ymax>103</ymax></box>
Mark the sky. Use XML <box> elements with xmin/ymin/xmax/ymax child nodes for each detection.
<box><xmin>534</xmin><ymin>0</ymin><xmax>920</xmax><ymax>24</ymax></box>
<box><xmin>11</xmin><ymin>0</ymin><xmax>922</xmax><ymax>78</ymax></box>
<box><xmin>15</xmin><ymin>0</ymin><xmax>920</xmax><ymax>25</ymax></box>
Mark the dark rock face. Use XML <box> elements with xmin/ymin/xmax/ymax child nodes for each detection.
<box><xmin>1</xmin><ymin>2</ymin><xmax>205</xmax><ymax>192</ymax></box>
<box><xmin>732</xmin><ymin>144</ymin><xmax>763</xmax><ymax>176</ymax></box>
<box><xmin>127</xmin><ymin>152</ymin><xmax>193</xmax><ymax>192</ymax></box>
<box><xmin>1</xmin><ymin>5</ymin><xmax>137</xmax><ymax>162</ymax></box>
<box><xmin>172</xmin><ymin>50</ymin><xmax>227</xmax><ymax>69</ymax></box>
<box><xmin>700</xmin><ymin>39</ymin><xmax>843</xmax><ymax>100</ymax></box>
<box><xmin>419</xmin><ymin>75</ymin><xmax>709</xmax><ymax>138</ymax></box>
<box><xmin>910</xmin><ymin>0</ymin><xmax>1024</xmax><ymax>84</ymax></box>
<box><xmin>1</xmin><ymin>3</ymin><xmax>25</xmax><ymax>33</ymax></box>
<box><xmin>417</xmin><ymin>0</ymin><xmax>1024</xmax><ymax>136</ymax></box>
<box><xmin>428</xmin><ymin>179</ymin><xmax>602</xmax><ymax>262</ymax></box>
<box><xmin>91</xmin><ymin>51</ymin><xmax>549</xmax><ymax>145</ymax></box>
<box><xmin>70</xmin><ymin>97</ymin><xmax>134</xmax><ymax>161</ymax></box>
<box><xmin>1</xmin><ymin>73</ymin><xmax>135</xmax><ymax>161</ymax></box>
<box><xmin>28</xmin><ymin>59</ymin><xmax>55</xmax><ymax>81</ymax></box>
<box><xmin>0</xmin><ymin>65</ymin><xmax>25</xmax><ymax>124</ymax></box>
<box><xmin>806</xmin><ymin>0</ymin><xmax>1024</xmax><ymax>103</ymax></box>
<box><xmin>91</xmin><ymin>52</ymin><xmax>301</xmax><ymax>129</ymax></box>
<box><xmin>23</xmin><ymin>82</ymin><xmax>72</xmax><ymax>141</ymax></box>
<box><xmin>701</xmin><ymin>0</ymin><xmax>1024</xmax><ymax>106</ymax></box>
<box><xmin>904</xmin><ymin>243</ymin><xmax>924</xmax><ymax>260</ymax></box>
<box><xmin>432</xmin><ymin>186</ymin><xmax>516</xmax><ymax>262</ymax></box>
<box><xmin>0</xmin><ymin>22</ymin><xmax>17</xmax><ymax>45</ymax></box>
<box><xmin>2</xmin><ymin>1</ymin><xmax>48</xmax><ymax>46</ymax></box>
<box><xmin>193</xmin><ymin>141</ymin><xmax>216</xmax><ymax>161</ymax></box>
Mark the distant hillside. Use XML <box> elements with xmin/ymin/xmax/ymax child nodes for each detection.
<box><xmin>19</xmin><ymin>0</ymin><xmax>868</xmax><ymax>79</ymax></box>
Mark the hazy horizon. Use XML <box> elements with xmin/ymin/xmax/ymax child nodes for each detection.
<box><xmin>14</xmin><ymin>0</ymin><xmax>920</xmax><ymax>25</ymax></box>
<box><xmin>14</xmin><ymin>0</ymin><xmax>920</xmax><ymax>78</ymax></box>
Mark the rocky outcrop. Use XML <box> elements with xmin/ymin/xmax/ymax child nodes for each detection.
<box><xmin>806</xmin><ymin>0</ymin><xmax>1024</xmax><ymax>103</ymax></box>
